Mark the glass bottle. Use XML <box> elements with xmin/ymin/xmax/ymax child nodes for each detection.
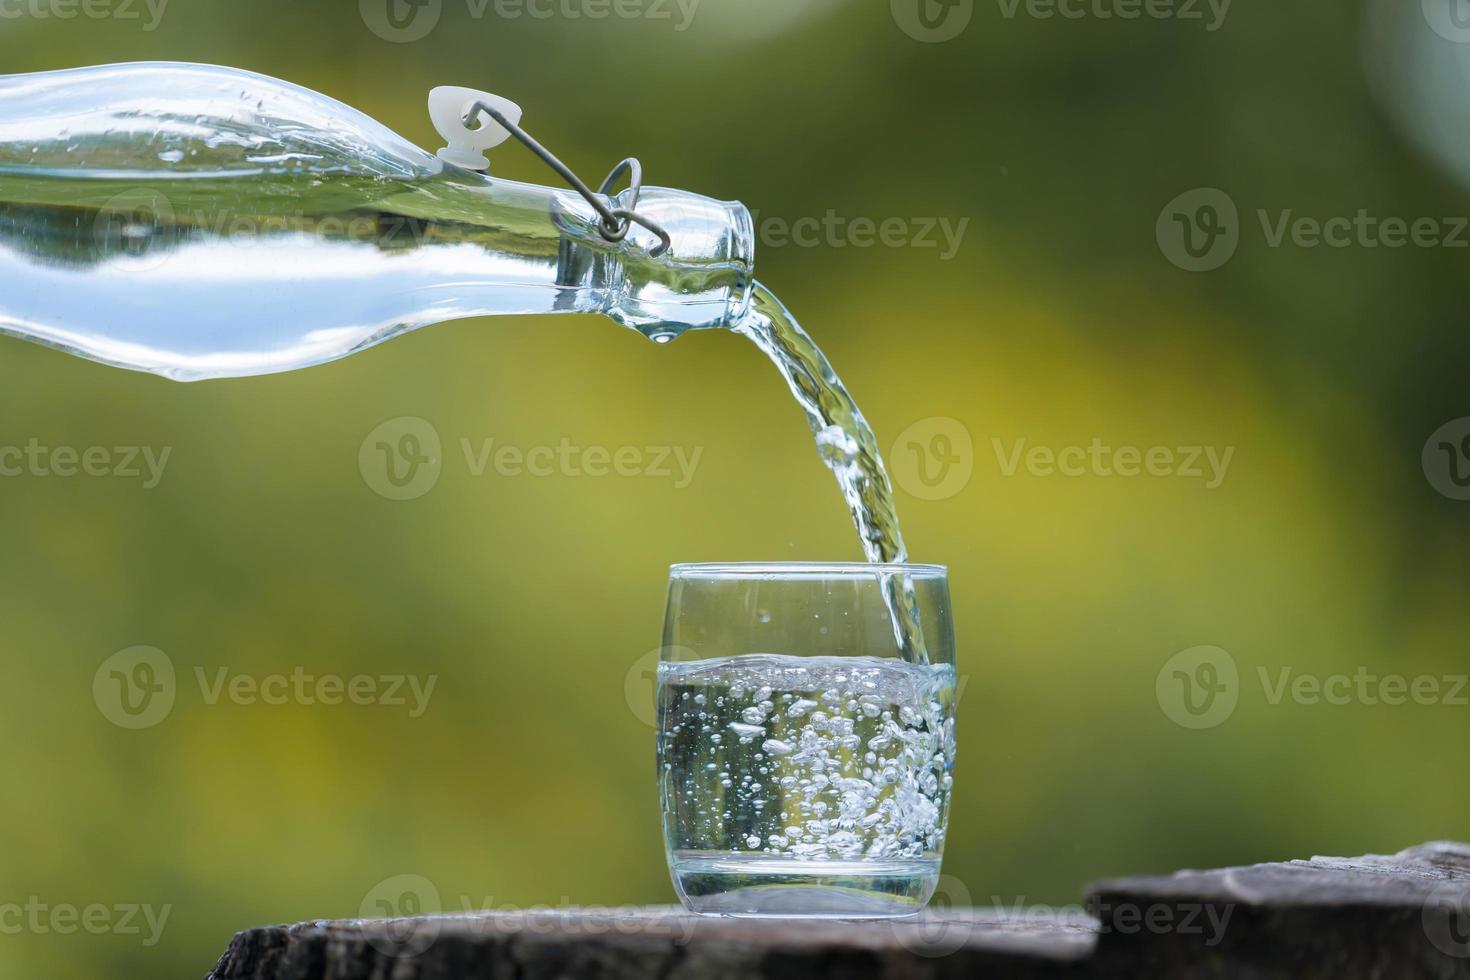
<box><xmin>0</xmin><ymin>62</ymin><xmax>754</xmax><ymax>380</ymax></box>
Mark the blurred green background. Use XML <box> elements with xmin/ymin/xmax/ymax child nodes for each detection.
<box><xmin>2</xmin><ymin>0</ymin><xmax>1469</xmax><ymax>975</ymax></box>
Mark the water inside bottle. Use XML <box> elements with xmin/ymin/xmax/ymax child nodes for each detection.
<box><xmin>0</xmin><ymin>168</ymin><xmax>577</xmax><ymax>379</ymax></box>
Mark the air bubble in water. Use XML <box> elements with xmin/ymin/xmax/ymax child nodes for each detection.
<box><xmin>658</xmin><ymin>654</ymin><xmax>956</xmax><ymax>866</ymax></box>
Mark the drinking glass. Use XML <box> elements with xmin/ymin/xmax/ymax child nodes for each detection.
<box><xmin>657</xmin><ymin>562</ymin><xmax>956</xmax><ymax>917</ymax></box>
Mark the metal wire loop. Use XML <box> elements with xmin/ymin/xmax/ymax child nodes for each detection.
<box><xmin>610</xmin><ymin>208</ymin><xmax>673</xmax><ymax>257</ymax></box>
<box><xmin>463</xmin><ymin>102</ymin><xmax>671</xmax><ymax>257</ymax></box>
<box><xmin>598</xmin><ymin>158</ymin><xmax>643</xmax><ymax>211</ymax></box>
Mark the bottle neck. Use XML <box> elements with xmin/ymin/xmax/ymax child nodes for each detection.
<box><xmin>599</xmin><ymin>186</ymin><xmax>756</xmax><ymax>341</ymax></box>
<box><xmin>424</xmin><ymin>168</ymin><xmax>756</xmax><ymax>340</ymax></box>
<box><xmin>0</xmin><ymin>167</ymin><xmax>755</xmax><ymax>379</ymax></box>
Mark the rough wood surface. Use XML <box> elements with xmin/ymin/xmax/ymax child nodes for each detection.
<box><xmin>206</xmin><ymin>842</ymin><xmax>1470</xmax><ymax>979</ymax></box>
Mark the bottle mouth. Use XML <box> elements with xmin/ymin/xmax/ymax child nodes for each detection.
<box><xmin>723</xmin><ymin>200</ymin><xmax>756</xmax><ymax>325</ymax></box>
<box><xmin>604</xmin><ymin>189</ymin><xmax>757</xmax><ymax>340</ymax></box>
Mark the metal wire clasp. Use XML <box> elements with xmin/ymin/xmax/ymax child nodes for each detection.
<box><xmin>463</xmin><ymin>101</ymin><xmax>672</xmax><ymax>258</ymax></box>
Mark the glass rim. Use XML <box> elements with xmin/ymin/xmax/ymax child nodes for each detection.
<box><xmin>669</xmin><ymin>561</ymin><xmax>947</xmax><ymax>580</ymax></box>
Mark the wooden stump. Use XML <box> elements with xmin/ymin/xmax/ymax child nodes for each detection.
<box><xmin>206</xmin><ymin>841</ymin><xmax>1470</xmax><ymax>979</ymax></box>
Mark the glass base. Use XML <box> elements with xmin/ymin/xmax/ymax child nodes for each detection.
<box><xmin>669</xmin><ymin>852</ymin><xmax>941</xmax><ymax>918</ymax></box>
